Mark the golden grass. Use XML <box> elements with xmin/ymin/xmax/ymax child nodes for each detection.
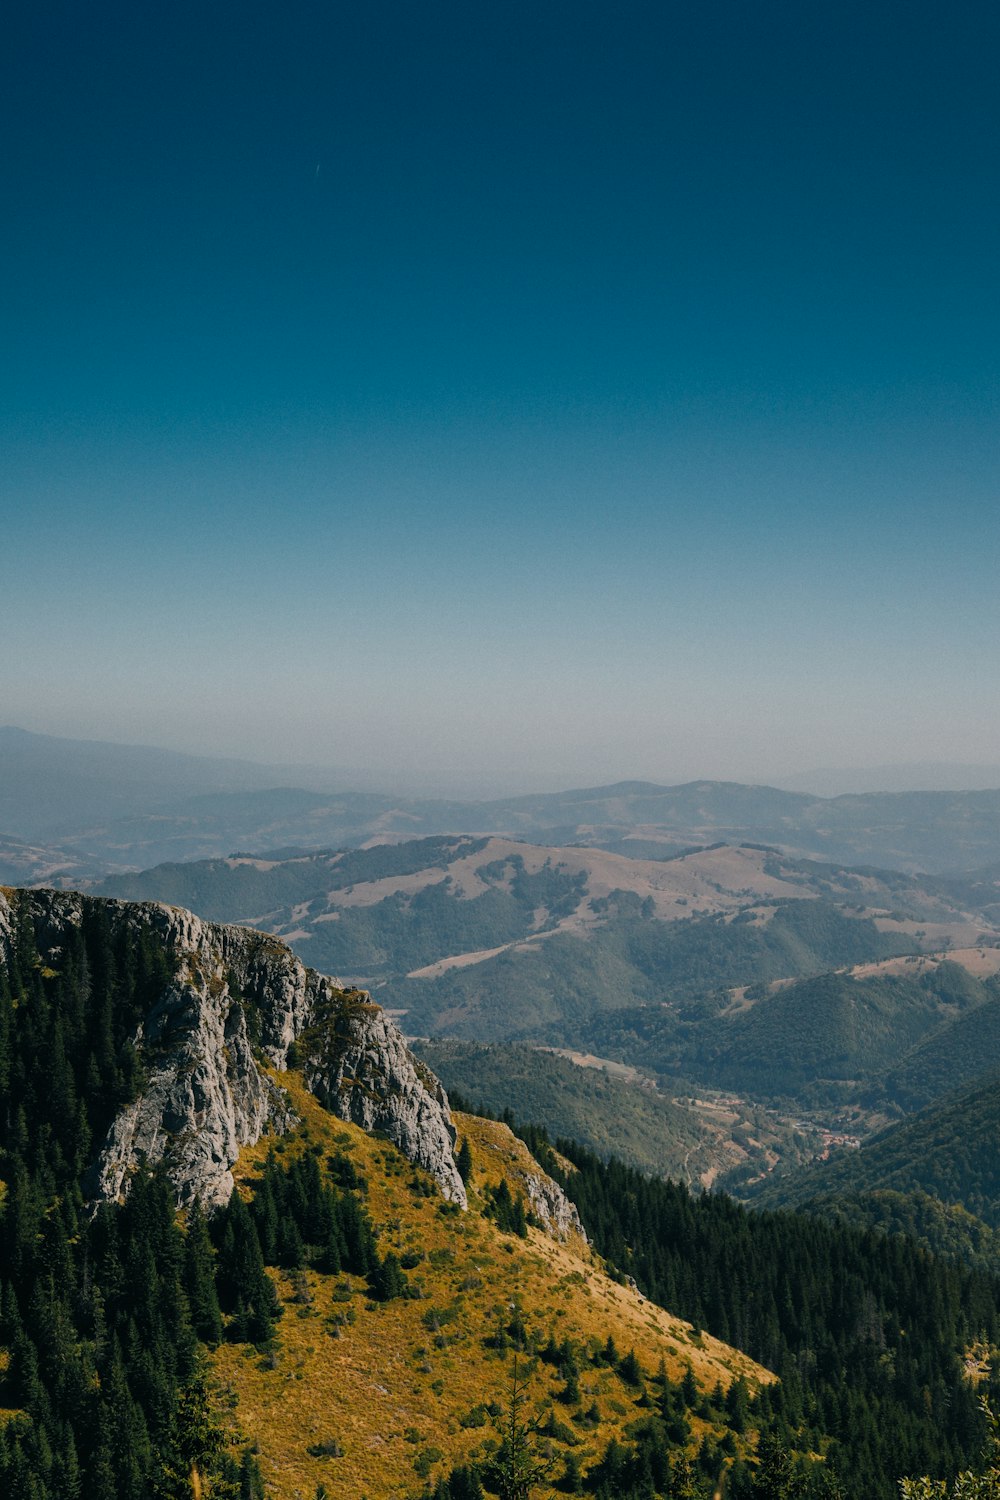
<box><xmin>212</xmin><ymin>1077</ymin><xmax>771</xmax><ymax>1499</ymax></box>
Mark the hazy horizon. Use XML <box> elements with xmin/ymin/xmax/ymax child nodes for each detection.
<box><xmin>4</xmin><ymin>3</ymin><xmax>998</xmax><ymax>791</ymax></box>
<box><xmin>5</xmin><ymin>723</ymin><xmax>1000</xmax><ymax>804</ymax></box>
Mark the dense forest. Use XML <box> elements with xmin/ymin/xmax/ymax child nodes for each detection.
<box><xmin>583</xmin><ymin>960</ymin><xmax>996</xmax><ymax>1102</ymax></box>
<box><xmin>758</xmin><ymin>1074</ymin><xmax>1000</xmax><ymax>1228</ymax></box>
<box><xmin>778</xmin><ymin>1190</ymin><xmax>1000</xmax><ymax>1278</ymax></box>
<box><xmin>0</xmin><ymin>900</ymin><xmax>400</xmax><ymax>1498</ymax></box>
<box><xmin>447</xmin><ymin>1100</ymin><xmax>1000</xmax><ymax>1500</ymax></box>
<box><xmin>884</xmin><ymin>991</ymin><xmax>1000</xmax><ymax>1109</ymax></box>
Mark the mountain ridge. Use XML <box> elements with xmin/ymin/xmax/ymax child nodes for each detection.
<box><xmin>95</xmin><ymin>838</ymin><xmax>1000</xmax><ymax>1097</ymax></box>
<box><xmin>9</xmin><ymin>727</ymin><xmax>1000</xmax><ymax>874</ymax></box>
<box><xmin>0</xmin><ymin>885</ymin><xmax>467</xmax><ymax>1212</ymax></box>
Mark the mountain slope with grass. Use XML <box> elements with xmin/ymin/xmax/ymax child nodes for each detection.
<box><xmin>1</xmin><ymin>886</ymin><xmax>998</xmax><ymax>1499</ymax></box>
<box><xmin>216</xmin><ymin>1075</ymin><xmax>769</xmax><ymax>1499</ymax></box>
<box><xmin>0</xmin><ymin>886</ymin><xmax>773</xmax><ymax>1500</ymax></box>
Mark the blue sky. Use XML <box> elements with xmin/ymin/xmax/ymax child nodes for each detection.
<box><xmin>2</xmin><ymin>2</ymin><xmax>998</xmax><ymax>792</ymax></box>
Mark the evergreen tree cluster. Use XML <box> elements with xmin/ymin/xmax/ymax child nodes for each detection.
<box><xmin>211</xmin><ymin>1141</ymin><xmax>408</xmax><ymax>1321</ymax></box>
<box><xmin>521</xmin><ymin>1128</ymin><xmax>1000</xmax><ymax>1500</ymax></box>
<box><xmin>483</xmin><ymin>1178</ymin><xmax>529</xmax><ymax>1237</ymax></box>
<box><xmin>0</xmin><ymin>895</ymin><xmax>172</xmax><ymax>1186</ymax></box>
<box><xmin>0</xmin><ymin>896</ymin><xmax>268</xmax><ymax>1498</ymax></box>
<box><xmin>422</xmin><ymin>1351</ymin><xmax>840</xmax><ymax>1500</ymax></box>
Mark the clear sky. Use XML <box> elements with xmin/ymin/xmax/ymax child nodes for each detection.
<box><xmin>2</xmin><ymin>1</ymin><xmax>998</xmax><ymax>793</ymax></box>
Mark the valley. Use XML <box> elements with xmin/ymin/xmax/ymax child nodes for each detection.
<box><xmin>96</xmin><ymin>832</ymin><xmax>1000</xmax><ymax>1125</ymax></box>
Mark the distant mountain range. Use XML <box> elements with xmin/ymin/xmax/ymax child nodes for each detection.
<box><xmin>0</xmin><ymin>725</ymin><xmax>286</xmax><ymax>836</ymax></box>
<box><xmin>774</xmin><ymin>761</ymin><xmax>1000</xmax><ymax>796</ymax></box>
<box><xmin>8</xmin><ymin>727</ymin><xmax>1000</xmax><ymax>875</ymax></box>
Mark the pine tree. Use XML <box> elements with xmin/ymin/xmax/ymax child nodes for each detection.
<box><xmin>369</xmin><ymin>1251</ymin><xmax>408</xmax><ymax>1302</ymax></box>
<box><xmin>183</xmin><ymin>1202</ymin><xmax>223</xmax><ymax>1345</ymax></box>
<box><xmin>216</xmin><ymin>1190</ymin><xmax>280</xmax><ymax>1344</ymax></box>
<box><xmin>483</xmin><ymin>1357</ymin><xmax>556</xmax><ymax>1500</ymax></box>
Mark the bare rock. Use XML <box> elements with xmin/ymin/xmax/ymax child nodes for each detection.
<box><xmin>522</xmin><ymin>1166</ymin><xmax>585</xmax><ymax>1241</ymax></box>
<box><xmin>0</xmin><ymin>888</ymin><xmax>465</xmax><ymax>1211</ymax></box>
<box><xmin>301</xmin><ymin>990</ymin><xmax>467</xmax><ymax>1207</ymax></box>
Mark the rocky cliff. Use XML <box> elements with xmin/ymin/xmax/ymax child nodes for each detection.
<box><xmin>0</xmin><ymin>887</ymin><xmax>467</xmax><ymax>1211</ymax></box>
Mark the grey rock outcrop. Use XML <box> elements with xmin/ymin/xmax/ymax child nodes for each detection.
<box><xmin>522</xmin><ymin>1165</ymin><xmax>585</xmax><ymax>1241</ymax></box>
<box><xmin>473</xmin><ymin>1118</ymin><xmax>585</xmax><ymax>1242</ymax></box>
<box><xmin>301</xmin><ymin>997</ymin><xmax>465</xmax><ymax>1205</ymax></box>
<box><xmin>0</xmin><ymin>887</ymin><xmax>465</xmax><ymax>1211</ymax></box>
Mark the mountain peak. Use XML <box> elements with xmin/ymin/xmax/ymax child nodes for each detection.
<box><xmin>0</xmin><ymin>887</ymin><xmax>467</xmax><ymax>1211</ymax></box>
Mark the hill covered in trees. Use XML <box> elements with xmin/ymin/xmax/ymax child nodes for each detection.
<box><xmin>2</xmin><ymin>885</ymin><xmax>999</xmax><ymax>1500</ymax></box>
<box><xmin>756</xmin><ymin>1073</ymin><xmax>1000</xmax><ymax>1231</ymax></box>
<box><xmin>415</xmin><ymin>1039</ymin><xmax>819</xmax><ymax>1188</ymax></box>
<box><xmin>98</xmin><ymin>837</ymin><xmax>1000</xmax><ymax>1101</ymax></box>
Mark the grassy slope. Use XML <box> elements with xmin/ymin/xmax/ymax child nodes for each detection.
<box><xmin>213</xmin><ymin>1073</ymin><xmax>770</xmax><ymax>1500</ymax></box>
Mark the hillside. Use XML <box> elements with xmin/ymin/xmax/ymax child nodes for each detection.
<box><xmin>777</xmin><ymin>1190</ymin><xmax>1000</xmax><ymax>1277</ymax></box>
<box><xmin>757</xmin><ymin>1073</ymin><xmax>1000</xmax><ymax>1229</ymax></box>
<box><xmin>0</xmin><ymin>886</ymin><xmax>773</xmax><ymax>1500</ymax></box>
<box><xmin>100</xmin><ymin>835</ymin><xmax>999</xmax><ymax>1020</ymax></box>
<box><xmin>412</xmin><ymin>1040</ymin><xmax>818</xmax><ymax>1187</ymax></box>
<box><xmin>0</xmin><ymin>725</ymin><xmax>287</xmax><ymax>842</ymax></box>
<box><xmin>0</xmin><ymin>831</ymin><xmax>107</xmax><ymax>888</ymax></box>
<box><xmin>217</xmin><ymin>1076</ymin><xmax>768</xmax><ymax>1499</ymax></box>
<box><xmin>883</xmin><ymin>988</ymin><xmax>1000</xmax><ymax>1108</ymax></box>
<box><xmin>95</xmin><ymin>836</ymin><xmax>1000</xmax><ymax>1110</ymax></box>
<box><xmin>66</xmin><ymin>781</ymin><xmax>1000</xmax><ymax>873</ymax></box>
<box><xmin>674</xmin><ymin>962</ymin><xmax>997</xmax><ymax>1100</ymax></box>
<box><xmin>2</xmin><ymin>886</ymin><xmax>999</xmax><ymax>1499</ymax></box>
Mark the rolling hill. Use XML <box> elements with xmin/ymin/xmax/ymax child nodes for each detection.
<box><xmin>672</xmin><ymin>962</ymin><xmax>1000</xmax><ymax>1099</ymax></box>
<box><xmin>97</xmin><ymin>837</ymin><xmax>1000</xmax><ymax>1110</ymax></box>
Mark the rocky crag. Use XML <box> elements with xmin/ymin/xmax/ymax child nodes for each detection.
<box><xmin>0</xmin><ymin>887</ymin><xmax>469</xmax><ymax>1212</ymax></box>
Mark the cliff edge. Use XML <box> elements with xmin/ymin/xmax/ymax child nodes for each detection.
<box><xmin>0</xmin><ymin>887</ymin><xmax>467</xmax><ymax>1211</ymax></box>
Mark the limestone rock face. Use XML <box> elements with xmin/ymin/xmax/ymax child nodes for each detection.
<box><xmin>522</xmin><ymin>1165</ymin><xmax>585</xmax><ymax>1241</ymax></box>
<box><xmin>474</xmin><ymin>1118</ymin><xmax>586</xmax><ymax>1242</ymax></box>
<box><xmin>0</xmin><ymin>888</ymin><xmax>465</xmax><ymax>1211</ymax></box>
<box><xmin>302</xmin><ymin>998</ymin><xmax>466</xmax><ymax>1206</ymax></box>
